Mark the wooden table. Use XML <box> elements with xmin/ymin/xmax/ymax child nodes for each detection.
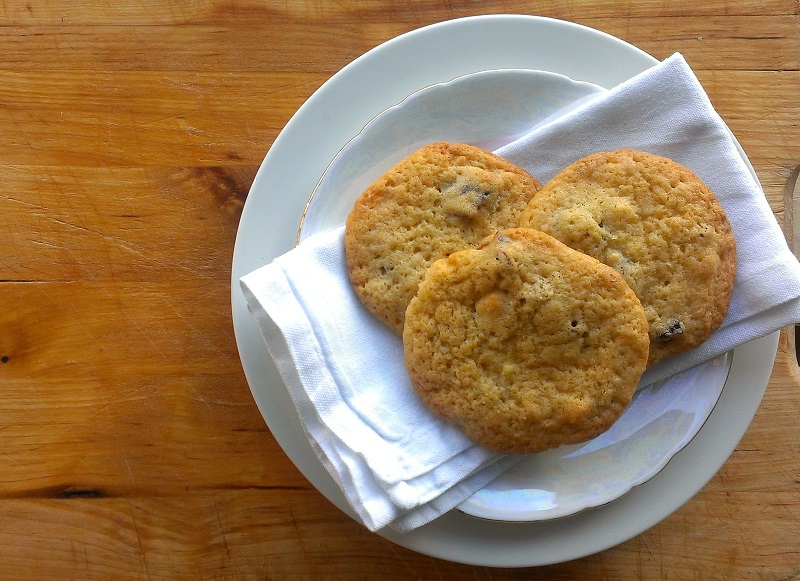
<box><xmin>1</xmin><ymin>1</ymin><xmax>798</xmax><ymax>578</ymax></box>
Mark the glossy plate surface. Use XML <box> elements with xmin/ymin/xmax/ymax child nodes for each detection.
<box><xmin>231</xmin><ymin>15</ymin><xmax>778</xmax><ymax>567</ymax></box>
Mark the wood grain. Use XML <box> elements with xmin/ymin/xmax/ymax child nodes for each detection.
<box><xmin>0</xmin><ymin>165</ymin><xmax>252</xmax><ymax>279</ymax></box>
<box><xmin>0</xmin><ymin>0</ymin><xmax>798</xmax><ymax>578</ymax></box>
<box><xmin>0</xmin><ymin>16</ymin><xmax>797</xmax><ymax>73</ymax></box>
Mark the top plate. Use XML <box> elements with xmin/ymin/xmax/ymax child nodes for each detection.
<box><xmin>231</xmin><ymin>15</ymin><xmax>778</xmax><ymax>567</ymax></box>
<box><xmin>298</xmin><ymin>67</ymin><xmax>731</xmax><ymax>522</ymax></box>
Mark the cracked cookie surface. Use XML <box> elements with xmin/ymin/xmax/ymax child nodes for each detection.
<box><xmin>403</xmin><ymin>228</ymin><xmax>650</xmax><ymax>454</ymax></box>
<box><xmin>345</xmin><ymin>142</ymin><xmax>541</xmax><ymax>334</ymax></box>
<box><xmin>518</xmin><ymin>149</ymin><xmax>736</xmax><ymax>366</ymax></box>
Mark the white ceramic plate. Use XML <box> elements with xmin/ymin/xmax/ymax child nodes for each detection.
<box><xmin>231</xmin><ymin>15</ymin><xmax>778</xmax><ymax>567</ymax></box>
<box><xmin>298</xmin><ymin>67</ymin><xmax>732</xmax><ymax>522</ymax></box>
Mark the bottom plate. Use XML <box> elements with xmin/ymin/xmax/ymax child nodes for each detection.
<box><xmin>231</xmin><ymin>15</ymin><xmax>777</xmax><ymax>566</ymax></box>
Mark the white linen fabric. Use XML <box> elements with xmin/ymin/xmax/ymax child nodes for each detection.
<box><xmin>240</xmin><ymin>52</ymin><xmax>800</xmax><ymax>533</ymax></box>
<box><xmin>241</xmin><ymin>227</ymin><xmax>521</xmax><ymax>532</ymax></box>
<box><xmin>495</xmin><ymin>52</ymin><xmax>800</xmax><ymax>386</ymax></box>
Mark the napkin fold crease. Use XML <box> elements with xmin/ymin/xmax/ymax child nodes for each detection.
<box><xmin>241</xmin><ymin>52</ymin><xmax>800</xmax><ymax>533</ymax></box>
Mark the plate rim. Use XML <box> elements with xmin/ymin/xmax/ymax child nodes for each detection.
<box><xmin>230</xmin><ymin>14</ymin><xmax>777</xmax><ymax>567</ymax></box>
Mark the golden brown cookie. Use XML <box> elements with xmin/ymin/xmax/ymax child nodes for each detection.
<box><xmin>403</xmin><ymin>228</ymin><xmax>650</xmax><ymax>454</ymax></box>
<box><xmin>344</xmin><ymin>142</ymin><xmax>541</xmax><ymax>334</ymax></box>
<box><xmin>518</xmin><ymin>149</ymin><xmax>736</xmax><ymax>365</ymax></box>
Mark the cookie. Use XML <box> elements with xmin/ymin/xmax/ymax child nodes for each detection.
<box><xmin>344</xmin><ymin>142</ymin><xmax>541</xmax><ymax>334</ymax></box>
<box><xmin>403</xmin><ymin>228</ymin><xmax>650</xmax><ymax>455</ymax></box>
<box><xmin>518</xmin><ymin>149</ymin><xmax>736</xmax><ymax>365</ymax></box>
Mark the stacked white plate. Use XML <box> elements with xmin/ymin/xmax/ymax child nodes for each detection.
<box><xmin>231</xmin><ymin>15</ymin><xmax>777</xmax><ymax>567</ymax></box>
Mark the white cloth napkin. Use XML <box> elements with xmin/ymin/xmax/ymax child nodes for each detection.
<box><xmin>240</xmin><ymin>52</ymin><xmax>800</xmax><ymax>533</ymax></box>
<box><xmin>495</xmin><ymin>52</ymin><xmax>800</xmax><ymax>386</ymax></box>
<box><xmin>242</xmin><ymin>228</ymin><xmax>521</xmax><ymax>532</ymax></box>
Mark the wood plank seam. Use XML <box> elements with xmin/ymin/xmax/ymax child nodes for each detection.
<box><xmin>783</xmin><ymin>162</ymin><xmax>800</xmax><ymax>380</ymax></box>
